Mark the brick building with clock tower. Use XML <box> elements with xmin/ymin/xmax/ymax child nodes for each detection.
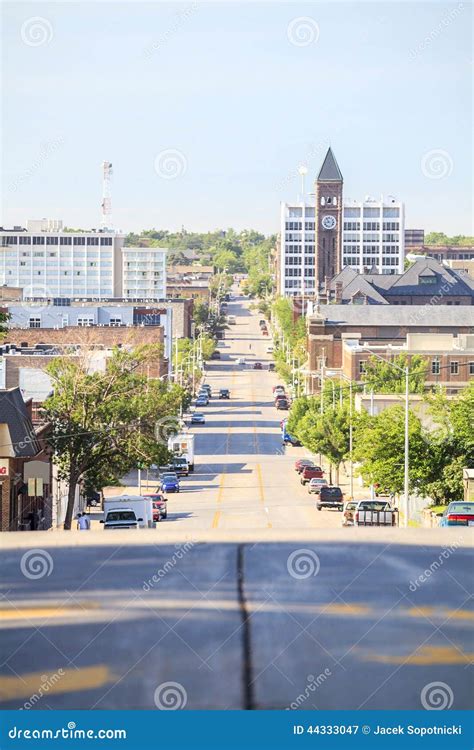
<box><xmin>314</xmin><ymin>147</ymin><xmax>343</xmax><ymax>286</ymax></box>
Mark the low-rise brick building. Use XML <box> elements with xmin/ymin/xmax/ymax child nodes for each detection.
<box><xmin>306</xmin><ymin>304</ymin><xmax>474</xmax><ymax>392</ymax></box>
<box><xmin>0</xmin><ymin>388</ymin><xmax>52</xmax><ymax>531</ymax></box>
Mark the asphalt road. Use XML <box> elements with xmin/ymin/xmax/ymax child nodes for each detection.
<box><xmin>1</xmin><ymin>537</ymin><xmax>472</xmax><ymax>709</ymax></box>
<box><xmin>1</xmin><ymin>292</ymin><xmax>472</xmax><ymax>710</ymax></box>
<box><xmin>109</xmin><ymin>292</ymin><xmax>343</xmax><ymax>533</ymax></box>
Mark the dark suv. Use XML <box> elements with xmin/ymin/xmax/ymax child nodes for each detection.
<box><xmin>316</xmin><ymin>486</ymin><xmax>344</xmax><ymax>511</ymax></box>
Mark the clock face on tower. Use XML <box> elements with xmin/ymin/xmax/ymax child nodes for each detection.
<box><xmin>321</xmin><ymin>215</ymin><xmax>337</xmax><ymax>230</ymax></box>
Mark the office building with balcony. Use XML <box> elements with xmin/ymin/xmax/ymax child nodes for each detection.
<box><xmin>121</xmin><ymin>246</ymin><xmax>167</xmax><ymax>299</ymax></box>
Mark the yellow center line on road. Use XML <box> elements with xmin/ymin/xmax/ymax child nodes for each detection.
<box><xmin>210</xmin><ymin>369</ymin><xmax>234</xmax><ymax>530</ymax></box>
<box><xmin>0</xmin><ymin>604</ymin><xmax>99</xmax><ymax>620</ymax></box>
<box><xmin>0</xmin><ymin>665</ymin><xmax>117</xmax><ymax>702</ymax></box>
<box><xmin>250</xmin><ymin>369</ymin><xmax>271</xmax><ymax>528</ymax></box>
<box><xmin>362</xmin><ymin>645</ymin><xmax>474</xmax><ymax>666</ymax></box>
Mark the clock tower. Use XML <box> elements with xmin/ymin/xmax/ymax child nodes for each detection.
<box><xmin>315</xmin><ymin>147</ymin><xmax>343</xmax><ymax>287</ymax></box>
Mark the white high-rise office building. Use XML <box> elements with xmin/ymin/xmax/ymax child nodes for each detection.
<box><xmin>0</xmin><ymin>222</ymin><xmax>168</xmax><ymax>300</ymax></box>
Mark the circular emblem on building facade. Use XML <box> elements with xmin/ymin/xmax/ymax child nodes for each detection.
<box><xmin>321</xmin><ymin>215</ymin><xmax>336</xmax><ymax>230</ymax></box>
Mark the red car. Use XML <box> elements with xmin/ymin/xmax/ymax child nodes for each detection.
<box><xmin>143</xmin><ymin>493</ymin><xmax>168</xmax><ymax>521</ymax></box>
<box><xmin>262</xmin><ymin>329</ymin><xmax>269</xmax><ymax>336</ymax></box>
<box><xmin>300</xmin><ymin>466</ymin><xmax>324</xmax><ymax>484</ymax></box>
<box><xmin>295</xmin><ymin>459</ymin><xmax>316</xmax><ymax>473</ymax></box>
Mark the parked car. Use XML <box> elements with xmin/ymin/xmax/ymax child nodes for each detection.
<box><xmin>301</xmin><ymin>465</ymin><xmax>324</xmax><ymax>484</ymax></box>
<box><xmin>262</xmin><ymin>329</ymin><xmax>269</xmax><ymax>336</ymax></box>
<box><xmin>268</xmin><ymin>363</ymin><xmax>275</xmax><ymax>371</ymax></box>
<box><xmin>191</xmin><ymin>412</ymin><xmax>206</xmax><ymax>425</ymax></box>
<box><xmin>266</xmin><ymin>345</ymin><xmax>274</xmax><ymax>354</ymax></box>
<box><xmin>196</xmin><ymin>396</ymin><xmax>209</xmax><ymax>407</ymax></box>
<box><xmin>227</xmin><ymin>315</ymin><xmax>236</xmax><ymax>325</ymax></box>
<box><xmin>210</xmin><ymin>351</ymin><xmax>221</xmax><ymax>360</ymax></box>
<box><xmin>219</xmin><ymin>388</ymin><xmax>230</xmax><ymax>399</ymax></box>
<box><xmin>352</xmin><ymin>499</ymin><xmax>398</xmax><ymax>526</ymax></box>
<box><xmin>143</xmin><ymin>493</ymin><xmax>168</xmax><ymax>521</ymax></box>
<box><xmin>236</xmin><ymin>358</ymin><xmax>246</xmax><ymax>366</ymax></box>
<box><xmin>160</xmin><ymin>473</ymin><xmax>180</xmax><ymax>493</ymax></box>
<box><xmin>295</xmin><ymin>459</ymin><xmax>316</xmax><ymax>473</ymax></box>
<box><xmin>274</xmin><ymin>393</ymin><xmax>287</xmax><ymax>403</ymax></box>
<box><xmin>276</xmin><ymin>398</ymin><xmax>289</xmax><ymax>410</ymax></box>
<box><xmin>439</xmin><ymin>502</ymin><xmax>474</xmax><ymax>527</ymax></box>
<box><xmin>273</xmin><ymin>385</ymin><xmax>286</xmax><ymax>394</ymax></box>
<box><xmin>259</xmin><ymin>320</ymin><xmax>266</xmax><ymax>327</ymax></box>
<box><xmin>100</xmin><ymin>508</ymin><xmax>142</xmax><ymax>530</ymax></box>
<box><xmin>282</xmin><ymin>426</ymin><xmax>301</xmax><ymax>446</ymax></box>
<box><xmin>253</xmin><ymin>362</ymin><xmax>262</xmax><ymax>370</ymax></box>
<box><xmin>307</xmin><ymin>478</ymin><xmax>329</xmax><ymax>494</ymax></box>
<box><xmin>201</xmin><ymin>384</ymin><xmax>212</xmax><ymax>396</ymax></box>
<box><xmin>316</xmin><ymin>486</ymin><xmax>344</xmax><ymax>511</ymax></box>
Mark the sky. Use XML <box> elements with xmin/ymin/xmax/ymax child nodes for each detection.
<box><xmin>2</xmin><ymin>1</ymin><xmax>472</xmax><ymax>236</ymax></box>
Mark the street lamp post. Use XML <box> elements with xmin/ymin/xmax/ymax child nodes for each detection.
<box><xmin>361</xmin><ymin>347</ymin><xmax>410</xmax><ymax>527</ymax></box>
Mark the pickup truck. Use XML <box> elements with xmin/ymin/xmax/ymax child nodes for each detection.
<box><xmin>300</xmin><ymin>465</ymin><xmax>324</xmax><ymax>484</ymax></box>
<box><xmin>316</xmin><ymin>486</ymin><xmax>344</xmax><ymax>511</ymax></box>
<box><xmin>344</xmin><ymin>499</ymin><xmax>399</xmax><ymax>527</ymax></box>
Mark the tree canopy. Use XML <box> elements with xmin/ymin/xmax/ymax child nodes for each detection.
<box><xmin>44</xmin><ymin>345</ymin><xmax>185</xmax><ymax>529</ymax></box>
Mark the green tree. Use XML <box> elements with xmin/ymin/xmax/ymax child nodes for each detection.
<box><xmin>424</xmin><ymin>232</ymin><xmax>474</xmax><ymax>246</ymax></box>
<box><xmin>352</xmin><ymin>406</ymin><xmax>429</xmax><ymax>495</ymax></box>
<box><xmin>362</xmin><ymin>353</ymin><xmax>428</xmax><ymax>394</ymax></box>
<box><xmin>422</xmin><ymin>384</ymin><xmax>474</xmax><ymax>503</ymax></box>
<box><xmin>298</xmin><ymin>405</ymin><xmax>351</xmax><ymax>484</ymax></box>
<box><xmin>44</xmin><ymin>345</ymin><xmax>184</xmax><ymax>530</ymax></box>
<box><xmin>0</xmin><ymin>310</ymin><xmax>9</xmax><ymax>339</ymax></box>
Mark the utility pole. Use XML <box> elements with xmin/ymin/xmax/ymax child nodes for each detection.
<box><xmin>404</xmin><ymin>366</ymin><xmax>410</xmax><ymax>528</ymax></box>
<box><xmin>370</xmin><ymin>389</ymin><xmax>375</xmax><ymax>499</ymax></box>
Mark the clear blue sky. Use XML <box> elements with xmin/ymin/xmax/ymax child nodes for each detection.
<box><xmin>2</xmin><ymin>1</ymin><xmax>472</xmax><ymax>235</ymax></box>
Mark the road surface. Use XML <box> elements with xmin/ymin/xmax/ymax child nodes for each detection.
<box><xmin>108</xmin><ymin>292</ymin><xmax>343</xmax><ymax>533</ymax></box>
<box><xmin>1</xmin><ymin>292</ymin><xmax>472</xmax><ymax>710</ymax></box>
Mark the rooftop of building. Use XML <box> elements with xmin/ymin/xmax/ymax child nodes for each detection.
<box><xmin>309</xmin><ymin>304</ymin><xmax>474</xmax><ymax>327</ymax></box>
<box><xmin>328</xmin><ymin>258</ymin><xmax>474</xmax><ymax>304</ymax></box>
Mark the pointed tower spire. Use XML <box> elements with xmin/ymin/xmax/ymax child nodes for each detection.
<box><xmin>317</xmin><ymin>147</ymin><xmax>343</xmax><ymax>182</ymax></box>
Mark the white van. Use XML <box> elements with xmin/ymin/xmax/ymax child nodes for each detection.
<box><xmin>103</xmin><ymin>495</ymin><xmax>154</xmax><ymax>529</ymax></box>
<box><xmin>227</xmin><ymin>315</ymin><xmax>236</xmax><ymax>325</ymax></box>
